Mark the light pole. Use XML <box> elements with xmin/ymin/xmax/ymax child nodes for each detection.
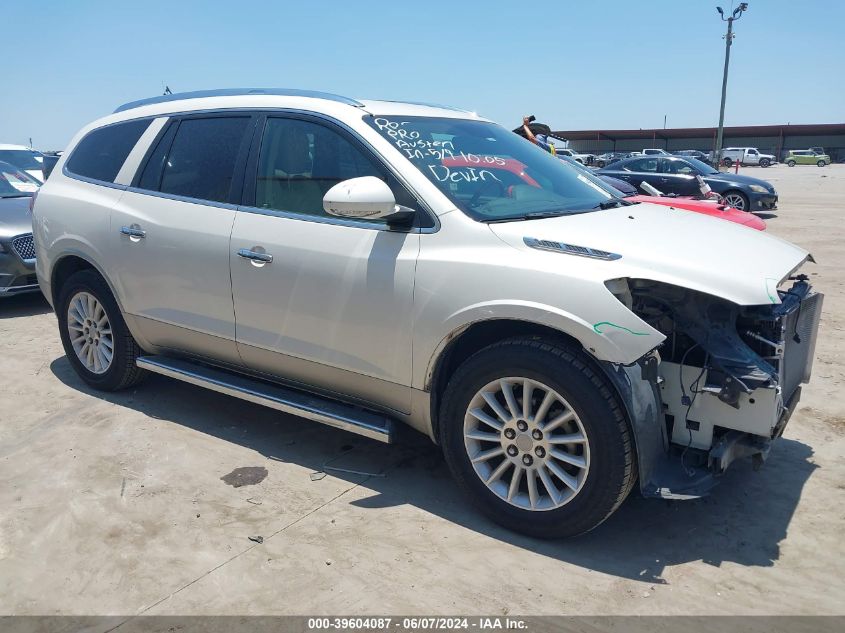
<box><xmin>714</xmin><ymin>2</ymin><xmax>748</xmax><ymax>169</ymax></box>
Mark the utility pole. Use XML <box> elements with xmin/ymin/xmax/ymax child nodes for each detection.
<box><xmin>714</xmin><ymin>3</ymin><xmax>748</xmax><ymax>170</ymax></box>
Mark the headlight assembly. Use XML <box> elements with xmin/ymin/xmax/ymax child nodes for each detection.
<box><xmin>749</xmin><ymin>184</ymin><xmax>769</xmax><ymax>193</ymax></box>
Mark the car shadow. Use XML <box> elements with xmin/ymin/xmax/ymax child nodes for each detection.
<box><xmin>756</xmin><ymin>212</ymin><xmax>779</xmax><ymax>220</ymax></box>
<box><xmin>0</xmin><ymin>292</ymin><xmax>51</xmax><ymax>318</ymax></box>
<box><xmin>50</xmin><ymin>355</ymin><xmax>817</xmax><ymax>583</ymax></box>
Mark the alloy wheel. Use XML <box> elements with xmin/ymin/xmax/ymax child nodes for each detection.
<box><xmin>67</xmin><ymin>291</ymin><xmax>114</xmax><ymax>374</ymax></box>
<box><xmin>724</xmin><ymin>193</ymin><xmax>747</xmax><ymax>210</ymax></box>
<box><xmin>463</xmin><ymin>377</ymin><xmax>590</xmax><ymax>511</ymax></box>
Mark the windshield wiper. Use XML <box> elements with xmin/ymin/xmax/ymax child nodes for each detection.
<box><xmin>594</xmin><ymin>199</ymin><xmax>631</xmax><ymax>210</ymax></box>
<box><xmin>484</xmin><ymin>209</ymin><xmax>591</xmax><ymax>223</ymax></box>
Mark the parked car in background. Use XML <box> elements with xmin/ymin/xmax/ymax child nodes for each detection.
<box><xmin>556</xmin><ymin>147</ymin><xmax>595</xmax><ymax>165</ymax></box>
<box><xmin>0</xmin><ymin>161</ymin><xmax>41</xmax><ymax>297</ymax></box>
<box><xmin>598</xmin><ymin>155</ymin><xmax>778</xmax><ymax>211</ymax></box>
<box><xmin>560</xmin><ymin>156</ymin><xmax>764</xmax><ymax>230</ymax></box>
<box><xmin>672</xmin><ymin>150</ymin><xmax>712</xmax><ymax>164</ymax></box>
<box><xmin>785</xmin><ymin>150</ymin><xmax>830</xmax><ymax>167</ymax></box>
<box><xmin>41</xmin><ymin>152</ymin><xmax>63</xmax><ymax>180</ymax></box>
<box><xmin>642</xmin><ymin>148</ymin><xmax>669</xmax><ymax>156</ymax></box>
<box><xmin>720</xmin><ymin>147</ymin><xmax>776</xmax><ymax>168</ymax></box>
<box><xmin>0</xmin><ymin>145</ymin><xmax>46</xmax><ymax>182</ymax></box>
<box><xmin>33</xmin><ymin>89</ymin><xmax>820</xmax><ymax>538</ymax></box>
<box><xmin>595</xmin><ymin>152</ymin><xmax>632</xmax><ymax>168</ymax></box>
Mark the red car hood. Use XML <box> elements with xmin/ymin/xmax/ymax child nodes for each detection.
<box><xmin>628</xmin><ymin>195</ymin><xmax>766</xmax><ymax>231</ymax></box>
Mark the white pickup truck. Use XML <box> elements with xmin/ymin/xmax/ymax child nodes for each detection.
<box><xmin>556</xmin><ymin>147</ymin><xmax>595</xmax><ymax>165</ymax></box>
<box><xmin>720</xmin><ymin>147</ymin><xmax>776</xmax><ymax>168</ymax></box>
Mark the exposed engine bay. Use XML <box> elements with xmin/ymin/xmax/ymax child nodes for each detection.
<box><xmin>607</xmin><ymin>271</ymin><xmax>823</xmax><ymax>496</ymax></box>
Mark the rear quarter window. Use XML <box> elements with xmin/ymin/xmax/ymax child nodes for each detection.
<box><xmin>65</xmin><ymin>119</ymin><xmax>151</xmax><ymax>183</ymax></box>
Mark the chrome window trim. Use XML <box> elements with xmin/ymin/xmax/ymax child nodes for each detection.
<box><xmin>122</xmin><ymin>186</ymin><xmax>240</xmax><ymax>211</ymax></box>
<box><xmin>63</xmin><ymin>106</ymin><xmax>440</xmax><ymax>233</ymax></box>
<box><xmin>236</xmin><ymin>204</ymin><xmax>423</xmax><ymax>233</ymax></box>
<box><xmin>61</xmin><ymin>166</ymin><xmax>129</xmax><ymax>191</ymax></box>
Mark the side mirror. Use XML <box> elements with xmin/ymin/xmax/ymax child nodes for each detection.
<box><xmin>323</xmin><ymin>176</ymin><xmax>414</xmax><ymax>222</ymax></box>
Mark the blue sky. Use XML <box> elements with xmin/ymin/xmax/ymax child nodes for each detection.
<box><xmin>4</xmin><ymin>0</ymin><xmax>843</xmax><ymax>149</ymax></box>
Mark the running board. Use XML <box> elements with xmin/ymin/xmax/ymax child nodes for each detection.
<box><xmin>136</xmin><ymin>356</ymin><xmax>395</xmax><ymax>443</ymax></box>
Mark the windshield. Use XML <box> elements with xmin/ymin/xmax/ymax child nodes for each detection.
<box><xmin>556</xmin><ymin>154</ymin><xmax>629</xmax><ymax>197</ymax></box>
<box><xmin>683</xmin><ymin>157</ymin><xmax>719</xmax><ymax>175</ymax></box>
<box><xmin>0</xmin><ymin>161</ymin><xmax>40</xmax><ymax>197</ymax></box>
<box><xmin>0</xmin><ymin>149</ymin><xmax>43</xmax><ymax>171</ymax></box>
<box><xmin>366</xmin><ymin>116</ymin><xmax>615</xmax><ymax>221</ymax></box>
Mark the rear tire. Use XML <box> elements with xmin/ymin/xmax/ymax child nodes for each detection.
<box><xmin>57</xmin><ymin>270</ymin><xmax>147</xmax><ymax>391</ymax></box>
<box><xmin>723</xmin><ymin>158</ymin><xmax>733</xmax><ymax>167</ymax></box>
<box><xmin>438</xmin><ymin>338</ymin><xmax>636</xmax><ymax>538</ymax></box>
<box><xmin>787</xmin><ymin>160</ymin><xmax>796</xmax><ymax>167</ymax></box>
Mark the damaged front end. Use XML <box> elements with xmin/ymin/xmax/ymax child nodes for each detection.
<box><xmin>605</xmin><ymin>272</ymin><xmax>823</xmax><ymax>499</ymax></box>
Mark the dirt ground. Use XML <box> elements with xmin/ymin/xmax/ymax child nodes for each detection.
<box><xmin>1</xmin><ymin>164</ymin><xmax>843</xmax><ymax>618</ymax></box>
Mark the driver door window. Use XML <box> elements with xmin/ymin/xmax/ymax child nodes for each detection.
<box><xmin>624</xmin><ymin>158</ymin><xmax>658</xmax><ymax>172</ymax></box>
<box><xmin>255</xmin><ymin>118</ymin><xmax>387</xmax><ymax>221</ymax></box>
<box><xmin>661</xmin><ymin>158</ymin><xmax>696</xmax><ymax>175</ymax></box>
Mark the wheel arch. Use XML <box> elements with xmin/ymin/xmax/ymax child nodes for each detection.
<box><xmin>426</xmin><ymin>319</ymin><xmax>614</xmax><ymax>442</ymax></box>
<box><xmin>50</xmin><ymin>253</ymin><xmax>126</xmax><ymax>315</ymax></box>
<box><xmin>425</xmin><ymin>317</ymin><xmax>665</xmax><ymax>498</ymax></box>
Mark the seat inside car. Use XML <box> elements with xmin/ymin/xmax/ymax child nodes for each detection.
<box><xmin>258</xmin><ymin>124</ymin><xmax>324</xmax><ymax>215</ymax></box>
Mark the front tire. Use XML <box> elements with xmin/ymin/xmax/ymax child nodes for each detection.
<box><xmin>438</xmin><ymin>338</ymin><xmax>636</xmax><ymax>538</ymax></box>
<box><xmin>817</xmin><ymin>160</ymin><xmax>827</xmax><ymax>167</ymax></box>
<box><xmin>723</xmin><ymin>190</ymin><xmax>749</xmax><ymax>211</ymax></box>
<box><xmin>760</xmin><ymin>158</ymin><xmax>771</xmax><ymax>167</ymax></box>
<box><xmin>57</xmin><ymin>270</ymin><xmax>147</xmax><ymax>391</ymax></box>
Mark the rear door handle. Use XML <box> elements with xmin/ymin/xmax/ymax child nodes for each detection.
<box><xmin>120</xmin><ymin>226</ymin><xmax>146</xmax><ymax>239</ymax></box>
<box><xmin>237</xmin><ymin>248</ymin><xmax>273</xmax><ymax>263</ymax></box>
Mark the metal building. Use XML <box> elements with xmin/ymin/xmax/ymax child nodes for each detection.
<box><xmin>558</xmin><ymin>123</ymin><xmax>845</xmax><ymax>162</ymax></box>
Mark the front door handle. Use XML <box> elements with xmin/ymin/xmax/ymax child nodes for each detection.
<box><xmin>120</xmin><ymin>226</ymin><xmax>146</xmax><ymax>240</ymax></box>
<box><xmin>237</xmin><ymin>248</ymin><xmax>273</xmax><ymax>263</ymax></box>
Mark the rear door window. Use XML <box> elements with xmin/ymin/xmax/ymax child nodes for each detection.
<box><xmin>66</xmin><ymin>119</ymin><xmax>151</xmax><ymax>182</ymax></box>
<box><xmin>153</xmin><ymin>116</ymin><xmax>251</xmax><ymax>204</ymax></box>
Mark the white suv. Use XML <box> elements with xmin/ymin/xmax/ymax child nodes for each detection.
<box><xmin>33</xmin><ymin>89</ymin><xmax>823</xmax><ymax>537</ymax></box>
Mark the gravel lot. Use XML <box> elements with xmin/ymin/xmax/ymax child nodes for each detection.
<box><xmin>1</xmin><ymin>164</ymin><xmax>843</xmax><ymax>617</ymax></box>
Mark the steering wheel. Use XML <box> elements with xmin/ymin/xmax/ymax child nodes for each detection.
<box><xmin>468</xmin><ymin>179</ymin><xmax>506</xmax><ymax>208</ymax></box>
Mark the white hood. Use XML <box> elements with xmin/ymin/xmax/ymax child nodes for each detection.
<box><xmin>489</xmin><ymin>203</ymin><xmax>810</xmax><ymax>306</ymax></box>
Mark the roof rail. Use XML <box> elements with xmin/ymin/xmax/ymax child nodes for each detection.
<box><xmin>376</xmin><ymin>99</ymin><xmax>474</xmax><ymax>114</ymax></box>
<box><xmin>113</xmin><ymin>88</ymin><xmax>364</xmax><ymax>113</ymax></box>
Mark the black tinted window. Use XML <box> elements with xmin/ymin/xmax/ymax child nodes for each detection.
<box><xmin>66</xmin><ymin>119</ymin><xmax>151</xmax><ymax>182</ymax></box>
<box><xmin>661</xmin><ymin>158</ymin><xmax>696</xmax><ymax>175</ymax></box>
<box><xmin>624</xmin><ymin>158</ymin><xmax>658</xmax><ymax>172</ymax></box>
<box><xmin>158</xmin><ymin>117</ymin><xmax>250</xmax><ymax>203</ymax></box>
<box><xmin>255</xmin><ymin>117</ymin><xmax>385</xmax><ymax>219</ymax></box>
<box><xmin>137</xmin><ymin>123</ymin><xmax>177</xmax><ymax>191</ymax></box>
